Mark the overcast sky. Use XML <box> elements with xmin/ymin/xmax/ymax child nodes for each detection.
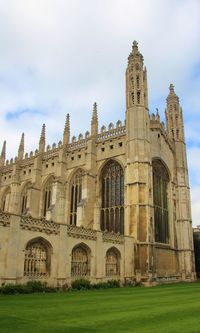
<box><xmin>0</xmin><ymin>0</ymin><xmax>200</xmax><ymax>225</ymax></box>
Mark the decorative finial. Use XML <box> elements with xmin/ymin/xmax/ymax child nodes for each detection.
<box><xmin>63</xmin><ymin>113</ymin><xmax>70</xmax><ymax>145</ymax></box>
<box><xmin>156</xmin><ymin>108</ymin><xmax>160</xmax><ymax>121</ymax></box>
<box><xmin>18</xmin><ymin>133</ymin><xmax>24</xmax><ymax>160</ymax></box>
<box><xmin>133</xmin><ymin>40</ymin><xmax>138</xmax><ymax>48</ymax></box>
<box><xmin>169</xmin><ymin>83</ymin><xmax>175</xmax><ymax>93</ymax></box>
<box><xmin>91</xmin><ymin>102</ymin><xmax>98</xmax><ymax>136</ymax></box>
<box><xmin>39</xmin><ymin>124</ymin><xmax>46</xmax><ymax>153</ymax></box>
<box><xmin>0</xmin><ymin>140</ymin><xmax>6</xmax><ymax>166</ymax></box>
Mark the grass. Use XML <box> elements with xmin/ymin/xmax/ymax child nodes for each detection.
<box><xmin>0</xmin><ymin>282</ymin><xmax>200</xmax><ymax>333</ymax></box>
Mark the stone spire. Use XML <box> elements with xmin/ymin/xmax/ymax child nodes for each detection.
<box><xmin>18</xmin><ymin>133</ymin><xmax>24</xmax><ymax>160</ymax></box>
<box><xmin>165</xmin><ymin>84</ymin><xmax>184</xmax><ymax>142</ymax></box>
<box><xmin>39</xmin><ymin>124</ymin><xmax>46</xmax><ymax>153</ymax></box>
<box><xmin>126</xmin><ymin>41</ymin><xmax>147</xmax><ymax>110</ymax></box>
<box><xmin>156</xmin><ymin>108</ymin><xmax>160</xmax><ymax>122</ymax></box>
<box><xmin>91</xmin><ymin>102</ymin><xmax>98</xmax><ymax>136</ymax></box>
<box><xmin>0</xmin><ymin>140</ymin><xmax>6</xmax><ymax>167</ymax></box>
<box><xmin>63</xmin><ymin>113</ymin><xmax>70</xmax><ymax>145</ymax></box>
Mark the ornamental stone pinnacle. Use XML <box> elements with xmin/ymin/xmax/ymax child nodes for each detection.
<box><xmin>39</xmin><ymin>123</ymin><xmax>46</xmax><ymax>153</ymax></box>
<box><xmin>0</xmin><ymin>140</ymin><xmax>6</xmax><ymax>167</ymax></box>
<box><xmin>91</xmin><ymin>102</ymin><xmax>98</xmax><ymax>136</ymax></box>
<box><xmin>63</xmin><ymin>113</ymin><xmax>70</xmax><ymax>145</ymax></box>
<box><xmin>18</xmin><ymin>133</ymin><xmax>24</xmax><ymax>160</ymax></box>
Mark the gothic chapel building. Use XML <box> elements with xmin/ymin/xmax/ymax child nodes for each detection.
<box><xmin>0</xmin><ymin>42</ymin><xmax>195</xmax><ymax>286</ymax></box>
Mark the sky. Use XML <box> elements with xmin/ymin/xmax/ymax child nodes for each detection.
<box><xmin>0</xmin><ymin>0</ymin><xmax>200</xmax><ymax>225</ymax></box>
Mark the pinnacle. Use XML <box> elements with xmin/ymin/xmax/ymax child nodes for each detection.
<box><xmin>1</xmin><ymin>140</ymin><xmax>6</xmax><ymax>159</ymax></box>
<box><xmin>133</xmin><ymin>40</ymin><xmax>138</xmax><ymax>47</ymax></box>
<box><xmin>63</xmin><ymin>113</ymin><xmax>70</xmax><ymax>145</ymax></box>
<box><xmin>92</xmin><ymin>102</ymin><xmax>98</xmax><ymax>123</ymax></box>
<box><xmin>169</xmin><ymin>83</ymin><xmax>175</xmax><ymax>94</ymax></box>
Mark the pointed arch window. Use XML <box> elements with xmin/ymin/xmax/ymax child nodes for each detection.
<box><xmin>1</xmin><ymin>188</ymin><xmax>11</xmax><ymax>212</ymax></box>
<box><xmin>101</xmin><ymin>160</ymin><xmax>124</xmax><ymax>234</ymax></box>
<box><xmin>153</xmin><ymin>160</ymin><xmax>169</xmax><ymax>244</ymax></box>
<box><xmin>71</xmin><ymin>245</ymin><xmax>90</xmax><ymax>277</ymax></box>
<box><xmin>43</xmin><ymin>178</ymin><xmax>53</xmax><ymax>217</ymax></box>
<box><xmin>137</xmin><ymin>91</ymin><xmax>141</xmax><ymax>104</ymax></box>
<box><xmin>136</xmin><ymin>75</ymin><xmax>140</xmax><ymax>89</ymax></box>
<box><xmin>106</xmin><ymin>248</ymin><xmax>120</xmax><ymax>276</ymax></box>
<box><xmin>24</xmin><ymin>240</ymin><xmax>50</xmax><ymax>278</ymax></box>
<box><xmin>70</xmin><ymin>170</ymin><xmax>84</xmax><ymax>225</ymax></box>
<box><xmin>21</xmin><ymin>183</ymin><xmax>31</xmax><ymax>215</ymax></box>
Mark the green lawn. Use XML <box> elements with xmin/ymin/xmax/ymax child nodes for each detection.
<box><xmin>1</xmin><ymin>283</ymin><xmax>200</xmax><ymax>333</ymax></box>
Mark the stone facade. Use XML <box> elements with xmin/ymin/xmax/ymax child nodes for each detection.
<box><xmin>0</xmin><ymin>42</ymin><xmax>195</xmax><ymax>286</ymax></box>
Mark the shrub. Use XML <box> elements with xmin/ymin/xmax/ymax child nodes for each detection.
<box><xmin>92</xmin><ymin>280</ymin><xmax>120</xmax><ymax>289</ymax></box>
<box><xmin>71</xmin><ymin>278</ymin><xmax>91</xmax><ymax>290</ymax></box>
<box><xmin>0</xmin><ymin>281</ymin><xmax>57</xmax><ymax>294</ymax></box>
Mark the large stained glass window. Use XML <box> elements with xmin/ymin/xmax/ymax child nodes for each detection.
<box><xmin>101</xmin><ymin>160</ymin><xmax>124</xmax><ymax>234</ymax></box>
<box><xmin>70</xmin><ymin>170</ymin><xmax>83</xmax><ymax>225</ymax></box>
<box><xmin>43</xmin><ymin>178</ymin><xmax>53</xmax><ymax>217</ymax></box>
<box><xmin>153</xmin><ymin>160</ymin><xmax>169</xmax><ymax>244</ymax></box>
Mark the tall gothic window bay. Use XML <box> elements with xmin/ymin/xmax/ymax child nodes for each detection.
<box><xmin>70</xmin><ymin>170</ymin><xmax>83</xmax><ymax>225</ymax></box>
<box><xmin>100</xmin><ymin>160</ymin><xmax>124</xmax><ymax>234</ymax></box>
<box><xmin>43</xmin><ymin>178</ymin><xmax>53</xmax><ymax>217</ymax></box>
<box><xmin>153</xmin><ymin>160</ymin><xmax>169</xmax><ymax>244</ymax></box>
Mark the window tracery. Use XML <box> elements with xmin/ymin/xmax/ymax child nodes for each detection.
<box><xmin>153</xmin><ymin>160</ymin><xmax>169</xmax><ymax>244</ymax></box>
<box><xmin>106</xmin><ymin>248</ymin><xmax>120</xmax><ymax>276</ymax></box>
<box><xmin>24</xmin><ymin>241</ymin><xmax>49</xmax><ymax>278</ymax></box>
<box><xmin>43</xmin><ymin>179</ymin><xmax>53</xmax><ymax>217</ymax></box>
<box><xmin>71</xmin><ymin>245</ymin><xmax>89</xmax><ymax>277</ymax></box>
<box><xmin>1</xmin><ymin>188</ymin><xmax>11</xmax><ymax>212</ymax></box>
<box><xmin>70</xmin><ymin>170</ymin><xmax>84</xmax><ymax>225</ymax></box>
<box><xmin>100</xmin><ymin>160</ymin><xmax>124</xmax><ymax>234</ymax></box>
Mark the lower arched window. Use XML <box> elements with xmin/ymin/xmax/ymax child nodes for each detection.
<box><xmin>153</xmin><ymin>159</ymin><xmax>170</xmax><ymax>244</ymax></box>
<box><xmin>24</xmin><ymin>241</ymin><xmax>49</xmax><ymax>278</ymax></box>
<box><xmin>71</xmin><ymin>245</ymin><xmax>89</xmax><ymax>277</ymax></box>
<box><xmin>106</xmin><ymin>248</ymin><xmax>120</xmax><ymax>276</ymax></box>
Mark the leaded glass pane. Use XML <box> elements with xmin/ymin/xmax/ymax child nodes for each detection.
<box><xmin>100</xmin><ymin>160</ymin><xmax>124</xmax><ymax>234</ymax></box>
<box><xmin>153</xmin><ymin>160</ymin><xmax>169</xmax><ymax>244</ymax></box>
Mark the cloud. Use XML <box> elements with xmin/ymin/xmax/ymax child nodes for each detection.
<box><xmin>0</xmin><ymin>0</ymin><xmax>200</xmax><ymax>225</ymax></box>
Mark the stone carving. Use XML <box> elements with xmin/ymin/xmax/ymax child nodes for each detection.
<box><xmin>67</xmin><ymin>225</ymin><xmax>97</xmax><ymax>241</ymax></box>
<box><xmin>97</xmin><ymin>125</ymin><xmax>126</xmax><ymax>141</ymax></box>
<box><xmin>20</xmin><ymin>216</ymin><xmax>60</xmax><ymax>235</ymax></box>
<box><xmin>102</xmin><ymin>231</ymin><xmax>124</xmax><ymax>244</ymax></box>
<box><xmin>0</xmin><ymin>210</ymin><xmax>10</xmax><ymax>227</ymax></box>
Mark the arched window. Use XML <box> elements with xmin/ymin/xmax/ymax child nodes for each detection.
<box><xmin>136</xmin><ymin>75</ymin><xmax>140</xmax><ymax>89</ymax></box>
<box><xmin>43</xmin><ymin>178</ymin><xmax>53</xmax><ymax>217</ymax></box>
<box><xmin>70</xmin><ymin>170</ymin><xmax>84</xmax><ymax>225</ymax></box>
<box><xmin>131</xmin><ymin>92</ymin><xmax>134</xmax><ymax>105</ymax></box>
<box><xmin>153</xmin><ymin>160</ymin><xmax>170</xmax><ymax>244</ymax></box>
<box><xmin>24</xmin><ymin>240</ymin><xmax>50</xmax><ymax>278</ymax></box>
<box><xmin>1</xmin><ymin>188</ymin><xmax>11</xmax><ymax>212</ymax></box>
<box><xmin>71</xmin><ymin>245</ymin><xmax>90</xmax><ymax>277</ymax></box>
<box><xmin>100</xmin><ymin>160</ymin><xmax>124</xmax><ymax>234</ymax></box>
<box><xmin>106</xmin><ymin>248</ymin><xmax>120</xmax><ymax>276</ymax></box>
<box><xmin>21</xmin><ymin>183</ymin><xmax>31</xmax><ymax>215</ymax></box>
<box><xmin>137</xmin><ymin>91</ymin><xmax>140</xmax><ymax>104</ymax></box>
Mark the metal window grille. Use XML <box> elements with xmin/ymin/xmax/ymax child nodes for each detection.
<box><xmin>106</xmin><ymin>249</ymin><xmax>120</xmax><ymax>276</ymax></box>
<box><xmin>71</xmin><ymin>246</ymin><xmax>89</xmax><ymax>277</ymax></box>
<box><xmin>24</xmin><ymin>242</ymin><xmax>48</xmax><ymax>278</ymax></box>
